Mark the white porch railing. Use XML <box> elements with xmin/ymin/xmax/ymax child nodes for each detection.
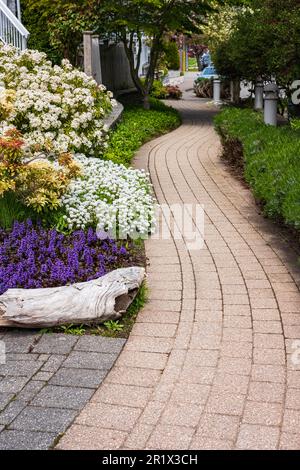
<box><xmin>0</xmin><ymin>0</ymin><xmax>29</xmax><ymax>50</ymax></box>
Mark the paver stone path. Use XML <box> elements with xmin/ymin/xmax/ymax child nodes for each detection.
<box><xmin>57</xmin><ymin>76</ymin><xmax>300</xmax><ymax>451</ymax></box>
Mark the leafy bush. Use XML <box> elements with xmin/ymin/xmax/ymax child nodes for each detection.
<box><xmin>0</xmin><ymin>220</ymin><xmax>136</xmax><ymax>294</ymax></box>
<box><xmin>0</xmin><ymin>129</ymin><xmax>80</xmax><ymax>227</ymax></box>
<box><xmin>215</xmin><ymin>108</ymin><xmax>300</xmax><ymax>230</ymax></box>
<box><xmin>104</xmin><ymin>99</ymin><xmax>181</xmax><ymax>166</ymax></box>
<box><xmin>0</xmin><ymin>44</ymin><xmax>114</xmax><ymax>157</ymax></box>
<box><xmin>150</xmin><ymin>80</ymin><xmax>168</xmax><ymax>99</ymax></box>
<box><xmin>166</xmin><ymin>85</ymin><xmax>182</xmax><ymax>100</ymax></box>
<box><xmin>164</xmin><ymin>41</ymin><xmax>180</xmax><ymax>71</ymax></box>
<box><xmin>194</xmin><ymin>77</ymin><xmax>213</xmax><ymax>98</ymax></box>
<box><xmin>291</xmin><ymin>118</ymin><xmax>300</xmax><ymax>130</ymax></box>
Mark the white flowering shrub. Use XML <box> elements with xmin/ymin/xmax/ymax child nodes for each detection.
<box><xmin>61</xmin><ymin>155</ymin><xmax>156</xmax><ymax>238</ymax></box>
<box><xmin>0</xmin><ymin>44</ymin><xmax>115</xmax><ymax>156</ymax></box>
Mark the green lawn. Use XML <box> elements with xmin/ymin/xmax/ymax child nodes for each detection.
<box><xmin>188</xmin><ymin>57</ymin><xmax>198</xmax><ymax>71</ymax></box>
<box><xmin>104</xmin><ymin>98</ymin><xmax>181</xmax><ymax>166</ymax></box>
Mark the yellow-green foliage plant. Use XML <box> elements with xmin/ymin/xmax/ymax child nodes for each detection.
<box><xmin>0</xmin><ymin>128</ymin><xmax>81</xmax><ymax>222</ymax></box>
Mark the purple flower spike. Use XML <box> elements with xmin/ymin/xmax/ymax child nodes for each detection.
<box><xmin>0</xmin><ymin>220</ymin><xmax>131</xmax><ymax>295</ymax></box>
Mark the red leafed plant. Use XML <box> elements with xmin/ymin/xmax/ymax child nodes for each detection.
<box><xmin>166</xmin><ymin>85</ymin><xmax>182</xmax><ymax>100</ymax></box>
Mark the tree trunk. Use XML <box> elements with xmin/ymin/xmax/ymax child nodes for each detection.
<box><xmin>232</xmin><ymin>79</ymin><xmax>240</xmax><ymax>104</ymax></box>
<box><xmin>143</xmin><ymin>93</ymin><xmax>150</xmax><ymax>110</ymax></box>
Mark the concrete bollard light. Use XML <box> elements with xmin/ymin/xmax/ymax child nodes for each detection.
<box><xmin>264</xmin><ymin>83</ymin><xmax>279</xmax><ymax>126</ymax></box>
<box><xmin>213</xmin><ymin>77</ymin><xmax>222</xmax><ymax>105</ymax></box>
<box><xmin>254</xmin><ymin>78</ymin><xmax>264</xmax><ymax>110</ymax></box>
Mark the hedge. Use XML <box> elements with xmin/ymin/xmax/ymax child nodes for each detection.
<box><xmin>214</xmin><ymin>107</ymin><xmax>300</xmax><ymax>230</ymax></box>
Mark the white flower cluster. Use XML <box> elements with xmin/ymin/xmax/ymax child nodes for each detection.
<box><xmin>61</xmin><ymin>155</ymin><xmax>156</xmax><ymax>238</ymax></box>
<box><xmin>0</xmin><ymin>44</ymin><xmax>114</xmax><ymax>156</ymax></box>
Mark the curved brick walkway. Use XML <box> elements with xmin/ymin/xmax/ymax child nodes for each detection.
<box><xmin>58</xmin><ymin>78</ymin><xmax>300</xmax><ymax>451</ymax></box>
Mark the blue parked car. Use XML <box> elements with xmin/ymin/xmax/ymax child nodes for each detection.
<box><xmin>197</xmin><ymin>65</ymin><xmax>218</xmax><ymax>80</ymax></box>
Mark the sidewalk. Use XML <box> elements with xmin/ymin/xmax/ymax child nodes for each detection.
<box><xmin>57</xmin><ymin>78</ymin><xmax>300</xmax><ymax>451</ymax></box>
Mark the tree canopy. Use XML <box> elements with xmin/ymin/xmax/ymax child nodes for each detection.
<box><xmin>22</xmin><ymin>0</ymin><xmax>241</xmax><ymax>106</ymax></box>
<box><xmin>212</xmin><ymin>0</ymin><xmax>300</xmax><ymax>90</ymax></box>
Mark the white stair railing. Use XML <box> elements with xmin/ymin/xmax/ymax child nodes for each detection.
<box><xmin>0</xmin><ymin>0</ymin><xmax>29</xmax><ymax>50</ymax></box>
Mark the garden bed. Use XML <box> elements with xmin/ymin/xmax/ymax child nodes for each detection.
<box><xmin>214</xmin><ymin>107</ymin><xmax>300</xmax><ymax>240</ymax></box>
<box><xmin>0</xmin><ymin>45</ymin><xmax>181</xmax><ymax>335</ymax></box>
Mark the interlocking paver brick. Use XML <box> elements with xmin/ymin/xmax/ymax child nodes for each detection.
<box><xmin>213</xmin><ymin>372</ymin><xmax>249</xmax><ymax>395</ymax></box>
<box><xmin>74</xmin><ymin>336</ymin><xmax>126</xmax><ymax>354</ymax></box>
<box><xmin>0</xmin><ymin>376</ymin><xmax>29</xmax><ymax>394</ymax></box>
<box><xmin>139</xmin><ymin>401</ymin><xmax>165</xmax><ymax>425</ymax></box>
<box><xmin>252</xmin><ymin>309</ymin><xmax>280</xmax><ymax>321</ymax></box>
<box><xmin>243</xmin><ymin>401</ymin><xmax>282</xmax><ymax>426</ymax></box>
<box><xmin>191</xmin><ymin>436</ymin><xmax>234</xmax><ymax>450</ymax></box>
<box><xmin>146</xmin><ymin>424</ymin><xmax>194</xmax><ymax>450</ymax></box>
<box><xmin>0</xmin><ymin>393</ymin><xmax>15</xmax><ymax>411</ymax></box>
<box><xmin>123</xmin><ymin>424</ymin><xmax>153</xmax><ymax>450</ymax></box>
<box><xmin>253</xmin><ymin>348</ymin><xmax>285</xmax><ymax>366</ymax></box>
<box><xmin>4</xmin><ymin>332</ymin><xmax>41</xmax><ymax>353</ymax></box>
<box><xmin>254</xmin><ymin>333</ymin><xmax>285</xmax><ymax>350</ymax></box>
<box><xmin>279</xmin><ymin>432</ymin><xmax>300</xmax><ymax>450</ymax></box>
<box><xmin>206</xmin><ymin>391</ymin><xmax>245</xmax><ymax>416</ymax></box>
<box><xmin>248</xmin><ymin>381</ymin><xmax>284</xmax><ymax>403</ymax></box>
<box><xmin>223</xmin><ymin>316</ymin><xmax>252</xmax><ymax>329</ymax></box>
<box><xmin>0</xmin><ymin>400</ymin><xmax>26</xmax><ymax>425</ymax></box>
<box><xmin>33</xmin><ymin>334</ymin><xmax>78</xmax><ymax>355</ymax></box>
<box><xmin>10</xmin><ymin>406</ymin><xmax>77</xmax><ymax>433</ymax></box>
<box><xmin>33</xmin><ymin>371</ymin><xmax>54</xmax><ymax>381</ymax></box>
<box><xmin>41</xmin><ymin>355</ymin><xmax>66</xmax><ymax>372</ymax></box>
<box><xmin>218</xmin><ymin>357</ymin><xmax>252</xmax><ymax>376</ymax></box>
<box><xmin>116</xmin><ymin>350</ymin><xmax>168</xmax><ymax>370</ymax></box>
<box><xmin>92</xmin><ymin>383</ymin><xmax>152</xmax><ymax>408</ymax></box>
<box><xmin>180</xmin><ymin>365</ymin><xmax>215</xmax><ymax>385</ymax></box>
<box><xmin>136</xmin><ymin>310</ymin><xmax>180</xmax><ymax>324</ymax></box>
<box><xmin>131</xmin><ymin>322</ymin><xmax>177</xmax><ymax>338</ymax></box>
<box><xmin>75</xmin><ymin>402</ymin><xmax>141</xmax><ymax>431</ymax></box>
<box><xmin>63</xmin><ymin>351</ymin><xmax>116</xmax><ymax>370</ymax></box>
<box><xmin>56</xmin><ymin>425</ymin><xmax>127</xmax><ymax>450</ymax></box>
<box><xmin>221</xmin><ymin>341</ymin><xmax>252</xmax><ymax>359</ymax></box>
<box><xmin>282</xmin><ymin>409</ymin><xmax>300</xmax><ymax>434</ymax></box>
<box><xmin>285</xmin><ymin>388</ymin><xmax>300</xmax><ymax>410</ymax></box>
<box><xmin>161</xmin><ymin>402</ymin><xmax>203</xmax><ymax>427</ymax></box>
<box><xmin>107</xmin><ymin>366</ymin><xmax>161</xmax><ymax>388</ymax></box>
<box><xmin>251</xmin><ymin>365</ymin><xmax>286</xmax><ymax>383</ymax></box>
<box><xmin>186</xmin><ymin>349</ymin><xmax>219</xmax><ymax>367</ymax></box>
<box><xmin>0</xmin><ymin>360</ymin><xmax>43</xmax><ymax>377</ymax></box>
<box><xmin>50</xmin><ymin>367</ymin><xmax>107</xmax><ymax>389</ymax></box>
<box><xmin>197</xmin><ymin>413</ymin><xmax>239</xmax><ymax>441</ymax></box>
<box><xmin>223</xmin><ymin>305</ymin><xmax>251</xmax><ymax>316</ymax></box>
<box><xmin>287</xmin><ymin>371</ymin><xmax>300</xmax><ymax>388</ymax></box>
<box><xmin>170</xmin><ymin>382</ymin><xmax>210</xmax><ymax>405</ymax></box>
<box><xmin>222</xmin><ymin>328</ymin><xmax>252</xmax><ymax>343</ymax></box>
<box><xmin>253</xmin><ymin>321</ymin><xmax>282</xmax><ymax>334</ymax></box>
<box><xmin>17</xmin><ymin>381</ymin><xmax>45</xmax><ymax>403</ymax></box>
<box><xmin>31</xmin><ymin>385</ymin><xmax>93</xmax><ymax>409</ymax></box>
<box><xmin>236</xmin><ymin>424</ymin><xmax>280</xmax><ymax>450</ymax></box>
<box><xmin>0</xmin><ymin>430</ymin><xmax>56</xmax><ymax>450</ymax></box>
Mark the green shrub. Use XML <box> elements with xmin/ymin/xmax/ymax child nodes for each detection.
<box><xmin>166</xmin><ymin>85</ymin><xmax>182</xmax><ymax>100</ymax></box>
<box><xmin>150</xmin><ymin>80</ymin><xmax>168</xmax><ymax>99</ymax></box>
<box><xmin>164</xmin><ymin>41</ymin><xmax>180</xmax><ymax>71</ymax></box>
<box><xmin>104</xmin><ymin>99</ymin><xmax>181</xmax><ymax>166</ymax></box>
<box><xmin>194</xmin><ymin>77</ymin><xmax>213</xmax><ymax>98</ymax></box>
<box><xmin>214</xmin><ymin>108</ymin><xmax>300</xmax><ymax>230</ymax></box>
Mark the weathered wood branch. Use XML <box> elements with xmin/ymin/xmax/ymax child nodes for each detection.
<box><xmin>0</xmin><ymin>267</ymin><xmax>145</xmax><ymax>328</ymax></box>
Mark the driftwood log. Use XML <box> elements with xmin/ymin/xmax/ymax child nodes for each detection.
<box><xmin>0</xmin><ymin>267</ymin><xmax>145</xmax><ymax>328</ymax></box>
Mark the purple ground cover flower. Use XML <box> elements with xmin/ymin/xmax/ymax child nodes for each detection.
<box><xmin>0</xmin><ymin>220</ymin><xmax>133</xmax><ymax>295</ymax></box>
